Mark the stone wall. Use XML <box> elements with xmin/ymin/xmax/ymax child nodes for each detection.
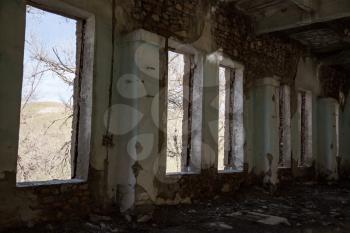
<box><xmin>118</xmin><ymin>1</ymin><xmax>303</xmax><ymax>86</ymax></box>
<box><xmin>319</xmin><ymin>65</ymin><xmax>348</xmax><ymax>101</ymax></box>
<box><xmin>114</xmin><ymin>0</ymin><xmax>303</xmax><ymax>88</ymax></box>
<box><xmin>0</xmin><ymin>176</ymin><xmax>90</xmax><ymax>229</ymax></box>
<box><xmin>131</xmin><ymin>0</ymin><xmax>207</xmax><ymax>40</ymax></box>
<box><xmin>212</xmin><ymin>3</ymin><xmax>302</xmax><ymax>87</ymax></box>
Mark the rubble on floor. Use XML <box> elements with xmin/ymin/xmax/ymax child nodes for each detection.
<box><xmin>8</xmin><ymin>182</ymin><xmax>350</xmax><ymax>233</ymax></box>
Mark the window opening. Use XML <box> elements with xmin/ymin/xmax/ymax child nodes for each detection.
<box><xmin>217</xmin><ymin>65</ymin><xmax>244</xmax><ymax>172</ymax></box>
<box><xmin>17</xmin><ymin>6</ymin><xmax>81</xmax><ymax>183</ymax></box>
<box><xmin>299</xmin><ymin>91</ymin><xmax>312</xmax><ymax>167</ymax></box>
<box><xmin>278</xmin><ymin>85</ymin><xmax>291</xmax><ymax>168</ymax></box>
<box><xmin>166</xmin><ymin>50</ymin><xmax>194</xmax><ymax>174</ymax></box>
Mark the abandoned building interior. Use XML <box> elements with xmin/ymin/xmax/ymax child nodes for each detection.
<box><xmin>2</xmin><ymin>0</ymin><xmax>350</xmax><ymax>232</ymax></box>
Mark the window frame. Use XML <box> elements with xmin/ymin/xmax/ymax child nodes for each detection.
<box><xmin>165</xmin><ymin>41</ymin><xmax>203</xmax><ymax>175</ymax></box>
<box><xmin>217</xmin><ymin>56</ymin><xmax>245</xmax><ymax>173</ymax></box>
<box><xmin>298</xmin><ymin>89</ymin><xmax>313</xmax><ymax>167</ymax></box>
<box><xmin>17</xmin><ymin>1</ymin><xmax>95</xmax><ymax>186</ymax></box>
<box><xmin>278</xmin><ymin>85</ymin><xmax>292</xmax><ymax>168</ymax></box>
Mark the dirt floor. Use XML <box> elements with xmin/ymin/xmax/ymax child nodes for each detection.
<box><xmin>7</xmin><ymin>181</ymin><xmax>350</xmax><ymax>233</ymax></box>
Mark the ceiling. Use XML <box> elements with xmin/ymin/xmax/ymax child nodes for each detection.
<box><xmin>229</xmin><ymin>0</ymin><xmax>350</xmax><ymax>73</ymax></box>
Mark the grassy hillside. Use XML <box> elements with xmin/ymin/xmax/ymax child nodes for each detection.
<box><xmin>17</xmin><ymin>102</ymin><xmax>73</xmax><ymax>183</ymax></box>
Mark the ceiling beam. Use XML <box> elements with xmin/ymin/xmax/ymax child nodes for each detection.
<box><xmin>257</xmin><ymin>0</ymin><xmax>350</xmax><ymax>34</ymax></box>
<box><xmin>290</xmin><ymin>0</ymin><xmax>313</xmax><ymax>12</ymax></box>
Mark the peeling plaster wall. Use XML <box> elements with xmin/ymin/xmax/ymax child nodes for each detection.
<box><xmin>112</xmin><ymin>31</ymin><xmax>163</xmax><ymax>211</ymax></box>
<box><xmin>247</xmin><ymin>78</ymin><xmax>280</xmax><ymax>185</ymax></box>
<box><xmin>201</xmin><ymin>54</ymin><xmax>220</xmax><ymax>170</ymax></box>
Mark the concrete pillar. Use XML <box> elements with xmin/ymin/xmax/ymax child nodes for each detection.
<box><xmin>201</xmin><ymin>54</ymin><xmax>219</xmax><ymax>170</ymax></box>
<box><xmin>317</xmin><ymin>98</ymin><xmax>339</xmax><ymax>180</ymax></box>
<box><xmin>249</xmin><ymin>78</ymin><xmax>280</xmax><ymax>185</ymax></box>
<box><xmin>106</xmin><ymin>30</ymin><xmax>163</xmax><ymax>212</ymax></box>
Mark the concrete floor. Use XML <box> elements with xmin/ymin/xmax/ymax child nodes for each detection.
<box><xmin>9</xmin><ymin>181</ymin><xmax>350</xmax><ymax>233</ymax></box>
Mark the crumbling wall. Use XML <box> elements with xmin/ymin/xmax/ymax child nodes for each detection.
<box><xmin>0</xmin><ymin>173</ymin><xmax>89</xmax><ymax>229</ymax></box>
<box><xmin>154</xmin><ymin>168</ymin><xmax>247</xmax><ymax>205</ymax></box>
<box><xmin>115</xmin><ymin>0</ymin><xmax>303</xmax><ymax>86</ymax></box>
<box><xmin>0</xmin><ymin>0</ymin><xmax>312</xmax><ymax>230</ymax></box>
<box><xmin>212</xmin><ymin>3</ymin><xmax>302</xmax><ymax>88</ymax></box>
<box><xmin>319</xmin><ymin>65</ymin><xmax>347</xmax><ymax>101</ymax></box>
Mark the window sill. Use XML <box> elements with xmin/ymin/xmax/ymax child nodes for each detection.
<box><xmin>166</xmin><ymin>171</ymin><xmax>200</xmax><ymax>176</ymax></box>
<box><xmin>16</xmin><ymin>178</ymin><xmax>86</xmax><ymax>188</ymax></box>
<box><xmin>278</xmin><ymin>167</ymin><xmax>292</xmax><ymax>169</ymax></box>
<box><xmin>297</xmin><ymin>165</ymin><xmax>312</xmax><ymax>169</ymax></box>
<box><xmin>218</xmin><ymin>169</ymin><xmax>243</xmax><ymax>174</ymax></box>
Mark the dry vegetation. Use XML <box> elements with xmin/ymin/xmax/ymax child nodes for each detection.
<box><xmin>166</xmin><ymin>51</ymin><xmax>185</xmax><ymax>173</ymax></box>
<box><xmin>17</xmin><ymin>102</ymin><xmax>73</xmax><ymax>182</ymax></box>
